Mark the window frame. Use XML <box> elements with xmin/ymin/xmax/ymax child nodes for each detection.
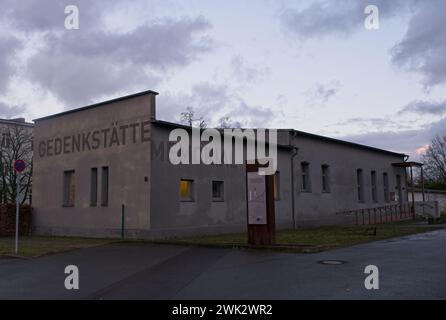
<box><xmin>383</xmin><ymin>172</ymin><xmax>390</xmax><ymax>203</ymax></box>
<box><xmin>301</xmin><ymin>162</ymin><xmax>311</xmax><ymax>193</ymax></box>
<box><xmin>63</xmin><ymin>170</ymin><xmax>76</xmax><ymax>207</ymax></box>
<box><xmin>212</xmin><ymin>180</ymin><xmax>225</xmax><ymax>202</ymax></box>
<box><xmin>371</xmin><ymin>170</ymin><xmax>378</xmax><ymax>203</ymax></box>
<box><xmin>321</xmin><ymin>164</ymin><xmax>331</xmax><ymax>193</ymax></box>
<box><xmin>101</xmin><ymin>166</ymin><xmax>109</xmax><ymax>207</ymax></box>
<box><xmin>90</xmin><ymin>168</ymin><xmax>98</xmax><ymax>207</ymax></box>
<box><xmin>357</xmin><ymin>169</ymin><xmax>364</xmax><ymax>203</ymax></box>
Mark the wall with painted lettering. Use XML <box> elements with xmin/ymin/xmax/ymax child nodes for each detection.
<box><xmin>32</xmin><ymin>92</ymin><xmax>157</xmax><ymax>238</ymax></box>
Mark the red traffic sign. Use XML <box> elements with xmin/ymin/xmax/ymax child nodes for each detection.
<box><xmin>14</xmin><ymin>160</ymin><xmax>27</xmax><ymax>173</ymax></box>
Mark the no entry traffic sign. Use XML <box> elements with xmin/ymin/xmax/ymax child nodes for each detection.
<box><xmin>14</xmin><ymin>159</ymin><xmax>27</xmax><ymax>173</ymax></box>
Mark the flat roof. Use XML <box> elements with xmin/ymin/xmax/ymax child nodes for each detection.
<box><xmin>34</xmin><ymin>90</ymin><xmax>159</xmax><ymax>122</ymax></box>
<box><xmin>0</xmin><ymin>118</ymin><xmax>34</xmax><ymax>127</ymax></box>
<box><xmin>287</xmin><ymin>129</ymin><xmax>407</xmax><ymax>158</ymax></box>
<box><xmin>152</xmin><ymin>120</ymin><xmax>405</xmax><ymax>157</ymax></box>
<box><xmin>151</xmin><ymin>120</ymin><xmax>294</xmax><ymax>151</ymax></box>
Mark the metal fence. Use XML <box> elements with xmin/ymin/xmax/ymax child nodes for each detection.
<box><xmin>336</xmin><ymin>203</ymin><xmax>414</xmax><ymax>226</ymax></box>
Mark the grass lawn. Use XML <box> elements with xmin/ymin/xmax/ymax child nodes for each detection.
<box><xmin>163</xmin><ymin>222</ymin><xmax>443</xmax><ymax>253</ymax></box>
<box><xmin>0</xmin><ymin>236</ymin><xmax>112</xmax><ymax>258</ymax></box>
<box><xmin>0</xmin><ymin>222</ymin><xmax>443</xmax><ymax>258</ymax></box>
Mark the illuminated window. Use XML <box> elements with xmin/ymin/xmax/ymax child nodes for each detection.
<box><xmin>63</xmin><ymin>170</ymin><xmax>75</xmax><ymax>207</ymax></box>
<box><xmin>212</xmin><ymin>181</ymin><xmax>224</xmax><ymax>201</ymax></box>
<box><xmin>180</xmin><ymin>179</ymin><xmax>194</xmax><ymax>201</ymax></box>
<box><xmin>274</xmin><ymin>172</ymin><xmax>280</xmax><ymax>200</ymax></box>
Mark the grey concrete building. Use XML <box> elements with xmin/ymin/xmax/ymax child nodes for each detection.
<box><xmin>32</xmin><ymin>91</ymin><xmax>409</xmax><ymax>238</ymax></box>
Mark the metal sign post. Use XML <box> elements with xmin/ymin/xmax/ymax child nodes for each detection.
<box><xmin>15</xmin><ymin>173</ymin><xmax>20</xmax><ymax>254</ymax></box>
<box><xmin>13</xmin><ymin>160</ymin><xmax>27</xmax><ymax>255</ymax></box>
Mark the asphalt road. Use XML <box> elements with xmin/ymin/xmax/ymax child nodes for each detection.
<box><xmin>1</xmin><ymin>229</ymin><xmax>446</xmax><ymax>300</ymax></box>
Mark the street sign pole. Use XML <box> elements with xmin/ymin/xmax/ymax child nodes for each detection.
<box><xmin>13</xmin><ymin>159</ymin><xmax>26</xmax><ymax>255</ymax></box>
<box><xmin>15</xmin><ymin>173</ymin><xmax>20</xmax><ymax>255</ymax></box>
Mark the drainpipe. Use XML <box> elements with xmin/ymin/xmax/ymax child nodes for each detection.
<box><xmin>290</xmin><ymin>145</ymin><xmax>299</xmax><ymax>230</ymax></box>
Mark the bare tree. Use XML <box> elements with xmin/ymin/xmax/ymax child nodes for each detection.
<box><xmin>218</xmin><ymin>116</ymin><xmax>242</xmax><ymax>129</ymax></box>
<box><xmin>180</xmin><ymin>106</ymin><xmax>195</xmax><ymax>127</ymax></box>
<box><xmin>422</xmin><ymin>135</ymin><xmax>446</xmax><ymax>189</ymax></box>
<box><xmin>180</xmin><ymin>107</ymin><xmax>207</xmax><ymax>129</ymax></box>
<box><xmin>0</xmin><ymin>125</ymin><xmax>33</xmax><ymax>204</ymax></box>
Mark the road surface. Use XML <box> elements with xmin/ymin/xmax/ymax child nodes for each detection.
<box><xmin>1</xmin><ymin>229</ymin><xmax>446</xmax><ymax>299</ymax></box>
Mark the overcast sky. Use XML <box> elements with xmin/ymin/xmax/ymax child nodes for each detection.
<box><xmin>1</xmin><ymin>0</ymin><xmax>446</xmax><ymax>159</ymax></box>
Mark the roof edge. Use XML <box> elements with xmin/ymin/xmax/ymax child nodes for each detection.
<box><xmin>34</xmin><ymin>90</ymin><xmax>159</xmax><ymax>122</ymax></box>
<box><xmin>291</xmin><ymin>130</ymin><xmax>407</xmax><ymax>158</ymax></box>
<box><xmin>0</xmin><ymin>119</ymin><xmax>34</xmax><ymax>127</ymax></box>
<box><xmin>152</xmin><ymin>121</ymin><xmax>407</xmax><ymax>157</ymax></box>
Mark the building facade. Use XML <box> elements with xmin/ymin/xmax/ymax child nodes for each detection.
<box><xmin>32</xmin><ymin>91</ymin><xmax>409</xmax><ymax>238</ymax></box>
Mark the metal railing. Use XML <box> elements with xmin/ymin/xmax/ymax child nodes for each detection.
<box><xmin>336</xmin><ymin>203</ymin><xmax>414</xmax><ymax>226</ymax></box>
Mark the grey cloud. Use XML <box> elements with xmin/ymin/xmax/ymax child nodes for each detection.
<box><xmin>43</xmin><ymin>16</ymin><xmax>212</xmax><ymax>70</ymax></box>
<box><xmin>0</xmin><ymin>102</ymin><xmax>25</xmax><ymax>118</ymax></box>
<box><xmin>157</xmin><ymin>82</ymin><xmax>232</xmax><ymax>123</ymax></box>
<box><xmin>25</xmin><ymin>16</ymin><xmax>212</xmax><ymax>107</ymax></box>
<box><xmin>281</xmin><ymin>0</ymin><xmax>413</xmax><ymax>39</ymax></box>
<box><xmin>306</xmin><ymin>81</ymin><xmax>341</xmax><ymax>104</ymax></box>
<box><xmin>341</xmin><ymin>116</ymin><xmax>446</xmax><ymax>158</ymax></box>
<box><xmin>225</xmin><ymin>98</ymin><xmax>276</xmax><ymax>128</ymax></box>
<box><xmin>337</xmin><ymin>117</ymin><xmax>399</xmax><ymax>127</ymax></box>
<box><xmin>337</xmin><ymin>98</ymin><xmax>446</xmax><ymax>131</ymax></box>
<box><xmin>157</xmin><ymin>82</ymin><xmax>279</xmax><ymax>128</ymax></box>
<box><xmin>28</xmin><ymin>53</ymin><xmax>158</xmax><ymax>107</ymax></box>
<box><xmin>391</xmin><ymin>1</ymin><xmax>446</xmax><ymax>87</ymax></box>
<box><xmin>230</xmin><ymin>55</ymin><xmax>270</xmax><ymax>84</ymax></box>
<box><xmin>1</xmin><ymin>1</ymin><xmax>212</xmax><ymax>107</ymax></box>
<box><xmin>398</xmin><ymin>100</ymin><xmax>446</xmax><ymax>116</ymax></box>
<box><xmin>0</xmin><ymin>35</ymin><xmax>21</xmax><ymax>91</ymax></box>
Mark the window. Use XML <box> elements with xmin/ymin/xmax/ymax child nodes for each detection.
<box><xmin>1</xmin><ymin>132</ymin><xmax>11</xmax><ymax>148</ymax></box>
<box><xmin>371</xmin><ymin>171</ymin><xmax>378</xmax><ymax>202</ymax></box>
<box><xmin>274</xmin><ymin>172</ymin><xmax>280</xmax><ymax>200</ymax></box>
<box><xmin>212</xmin><ymin>181</ymin><xmax>224</xmax><ymax>201</ymax></box>
<box><xmin>396</xmin><ymin>174</ymin><xmax>403</xmax><ymax>204</ymax></box>
<box><xmin>321</xmin><ymin>165</ymin><xmax>330</xmax><ymax>193</ymax></box>
<box><xmin>180</xmin><ymin>179</ymin><xmax>194</xmax><ymax>201</ymax></box>
<box><xmin>383</xmin><ymin>172</ymin><xmax>390</xmax><ymax>203</ymax></box>
<box><xmin>63</xmin><ymin>170</ymin><xmax>75</xmax><ymax>207</ymax></box>
<box><xmin>101</xmin><ymin>166</ymin><xmax>109</xmax><ymax>207</ymax></box>
<box><xmin>301</xmin><ymin>162</ymin><xmax>311</xmax><ymax>192</ymax></box>
<box><xmin>357</xmin><ymin>169</ymin><xmax>364</xmax><ymax>202</ymax></box>
<box><xmin>90</xmin><ymin>168</ymin><xmax>98</xmax><ymax>207</ymax></box>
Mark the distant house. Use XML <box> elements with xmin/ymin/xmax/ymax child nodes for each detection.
<box><xmin>0</xmin><ymin>118</ymin><xmax>34</xmax><ymax>204</ymax></box>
